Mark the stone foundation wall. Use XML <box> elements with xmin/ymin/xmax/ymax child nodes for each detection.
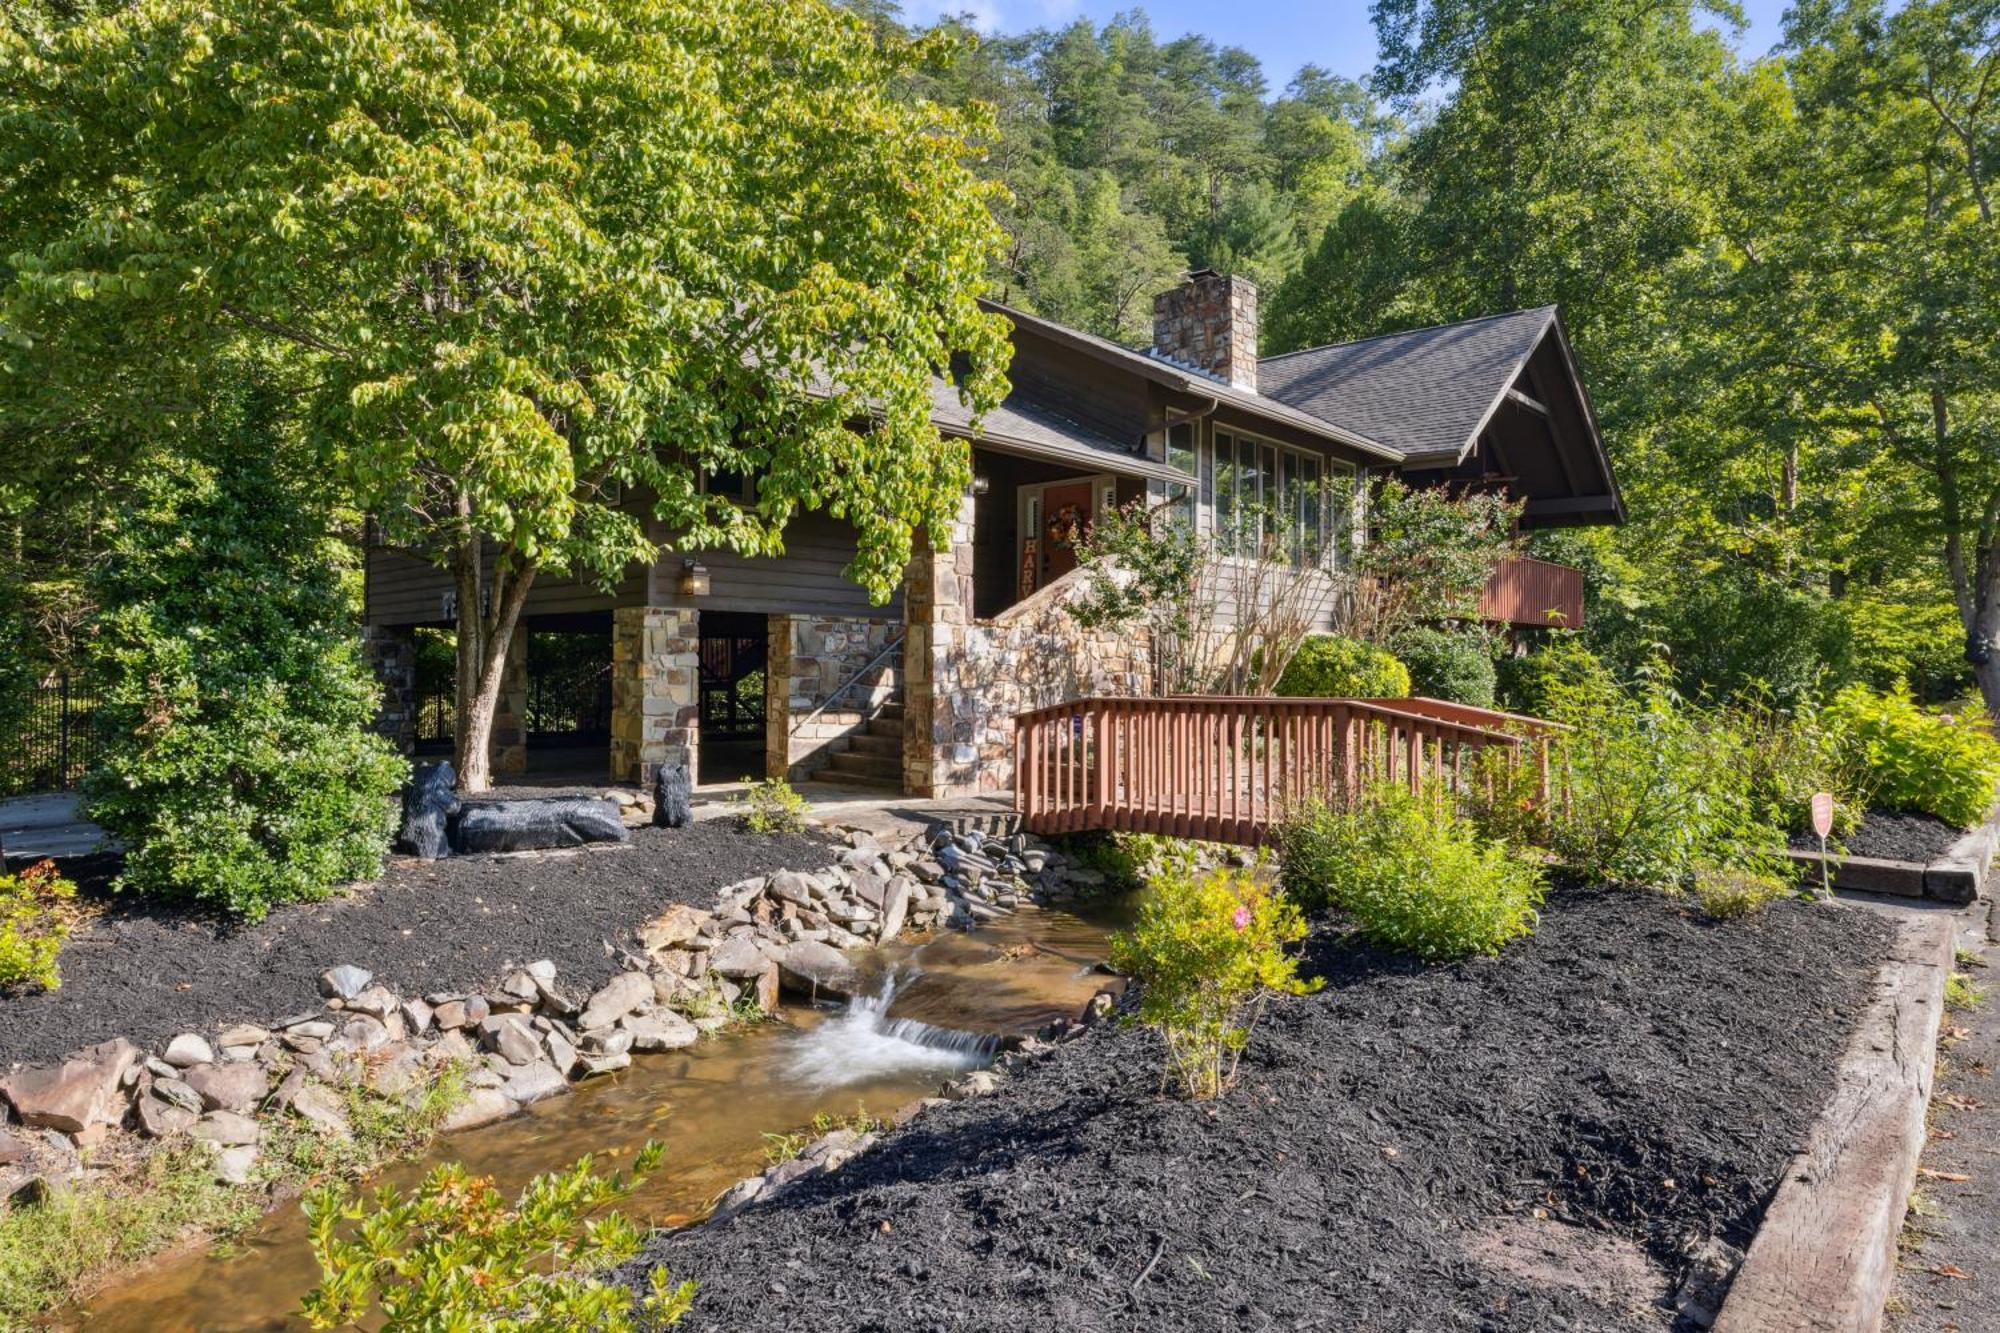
<box><xmin>905</xmin><ymin>494</ymin><xmax>1151</xmax><ymax>798</ymax></box>
<box><xmin>610</xmin><ymin>607</ymin><xmax>700</xmax><ymax>786</ymax></box>
<box><xmin>361</xmin><ymin>625</ymin><xmax>417</xmax><ymax>754</ymax></box>
<box><xmin>765</xmin><ymin>614</ymin><xmax>901</xmax><ymax>781</ymax></box>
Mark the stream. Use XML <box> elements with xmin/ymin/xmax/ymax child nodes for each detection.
<box><xmin>72</xmin><ymin>897</ymin><xmax>1130</xmax><ymax>1331</ymax></box>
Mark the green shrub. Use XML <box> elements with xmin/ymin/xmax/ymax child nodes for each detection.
<box><xmin>740</xmin><ymin>778</ymin><xmax>809</xmax><ymax>834</ymax></box>
<box><xmin>1459</xmin><ymin>743</ymin><xmax>1556</xmax><ymax>849</ymax></box>
<box><xmin>1107</xmin><ymin>860</ymin><xmax>1317</xmax><ymax>1099</ymax></box>
<box><xmin>82</xmin><ymin>446</ymin><xmax>404</xmax><ymax>920</ymax></box>
<box><xmin>1278</xmin><ymin>785</ymin><xmax>1545</xmax><ymax>961</ymax></box>
<box><xmin>0</xmin><ymin>860</ymin><xmax>77</xmax><ymax>992</ymax></box>
<box><xmin>1693</xmin><ymin>864</ymin><xmax>1792</xmax><ymax>920</ymax></box>
<box><xmin>1494</xmin><ymin>638</ymin><xmax>1612</xmax><ymax>717</ymax></box>
<box><xmin>1392</xmin><ymin>627</ymin><xmax>1497</xmax><ymax>707</ymax></box>
<box><xmin>1824</xmin><ymin>685</ymin><xmax>2000</xmax><ymax>829</ymax></box>
<box><xmin>1541</xmin><ymin>666</ymin><xmax>1788</xmax><ymax>889</ymax></box>
<box><xmin>301</xmin><ymin>1143</ymin><xmax>694</xmax><ymax>1331</ymax></box>
<box><xmin>1734</xmin><ymin>692</ymin><xmax>1867</xmax><ymax>836</ymax></box>
<box><xmin>1275</xmin><ymin>635</ymin><xmax>1411</xmax><ymax>699</ymax></box>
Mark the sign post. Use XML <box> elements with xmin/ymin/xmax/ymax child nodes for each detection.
<box><xmin>1810</xmin><ymin>791</ymin><xmax>1835</xmax><ymax>901</ymax></box>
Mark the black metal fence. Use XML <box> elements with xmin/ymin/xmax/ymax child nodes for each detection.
<box><xmin>3</xmin><ymin>674</ymin><xmax>100</xmax><ymax>797</ymax></box>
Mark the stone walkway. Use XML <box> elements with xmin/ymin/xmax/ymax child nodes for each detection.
<box><xmin>0</xmin><ymin>790</ymin><xmax>118</xmax><ymax>869</ymax></box>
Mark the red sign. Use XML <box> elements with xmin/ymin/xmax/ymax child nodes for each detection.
<box><xmin>1810</xmin><ymin>792</ymin><xmax>1835</xmax><ymax>840</ymax></box>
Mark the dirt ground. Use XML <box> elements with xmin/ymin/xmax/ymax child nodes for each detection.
<box><xmin>0</xmin><ymin>819</ymin><xmax>830</xmax><ymax>1071</ymax></box>
<box><xmin>630</xmin><ymin>886</ymin><xmax>1891</xmax><ymax>1333</ymax></box>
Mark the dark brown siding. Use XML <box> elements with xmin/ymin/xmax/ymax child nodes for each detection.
<box><xmin>365</xmin><ymin>512</ymin><xmax>894</xmax><ymax>627</ymax></box>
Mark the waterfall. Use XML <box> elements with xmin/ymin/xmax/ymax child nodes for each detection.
<box><xmin>787</xmin><ymin>969</ymin><xmax>998</xmax><ymax>1086</ymax></box>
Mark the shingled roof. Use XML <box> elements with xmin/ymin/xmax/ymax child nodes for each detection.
<box><xmin>1257</xmin><ymin>307</ymin><xmax>1560</xmax><ymax>465</ymax></box>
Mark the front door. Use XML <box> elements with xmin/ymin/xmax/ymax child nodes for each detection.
<box><xmin>1020</xmin><ymin>479</ymin><xmax>1099</xmax><ymax>598</ymax></box>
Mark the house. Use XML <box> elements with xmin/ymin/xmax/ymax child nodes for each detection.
<box><xmin>362</xmin><ymin>270</ymin><xmax>1621</xmax><ymax>799</ymax></box>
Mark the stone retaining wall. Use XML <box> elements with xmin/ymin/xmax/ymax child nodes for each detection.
<box><xmin>905</xmin><ymin>494</ymin><xmax>1152</xmax><ymax>797</ymax></box>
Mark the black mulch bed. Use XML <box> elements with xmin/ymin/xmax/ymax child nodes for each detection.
<box><xmin>628</xmin><ymin>887</ymin><xmax>1891</xmax><ymax>1333</ymax></box>
<box><xmin>1789</xmin><ymin>808</ymin><xmax>1966</xmax><ymax>864</ymax></box>
<box><xmin>0</xmin><ymin>820</ymin><xmax>830</xmax><ymax>1072</ymax></box>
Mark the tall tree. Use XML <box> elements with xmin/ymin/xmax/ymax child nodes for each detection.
<box><xmin>1</xmin><ymin>0</ymin><xmax>1012</xmax><ymax>790</ymax></box>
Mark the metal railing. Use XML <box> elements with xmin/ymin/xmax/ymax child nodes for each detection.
<box><xmin>3</xmin><ymin>674</ymin><xmax>100</xmax><ymax>796</ymax></box>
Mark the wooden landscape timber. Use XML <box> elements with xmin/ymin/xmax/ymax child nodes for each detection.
<box><xmin>1713</xmin><ymin>911</ymin><xmax>1957</xmax><ymax>1333</ymax></box>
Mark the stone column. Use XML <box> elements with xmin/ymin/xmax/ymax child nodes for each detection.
<box><xmin>764</xmin><ymin>613</ymin><xmax>795</xmax><ymax>780</ymax></box>
<box><xmin>610</xmin><ymin>606</ymin><xmax>700</xmax><ymax>787</ymax></box>
<box><xmin>361</xmin><ymin>625</ymin><xmax>417</xmax><ymax>755</ymax></box>
<box><xmin>903</xmin><ymin>491</ymin><xmax>978</xmax><ymax>798</ymax></box>
<box><xmin>489</xmin><ymin>625</ymin><xmax>529</xmax><ymax>776</ymax></box>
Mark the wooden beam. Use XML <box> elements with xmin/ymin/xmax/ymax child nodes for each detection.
<box><xmin>1522</xmin><ymin>494</ymin><xmax>1619</xmax><ymax>517</ymax></box>
<box><xmin>1504</xmin><ymin>387</ymin><xmax>1550</xmax><ymax>417</ymax></box>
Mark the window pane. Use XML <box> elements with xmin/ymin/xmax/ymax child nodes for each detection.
<box><xmin>1301</xmin><ymin>457</ymin><xmax>1321</xmax><ymax>564</ymax></box>
<box><xmin>1167</xmin><ymin>422</ymin><xmax>1198</xmax><ymax>478</ymax></box>
<box><xmin>1215</xmin><ymin>432</ymin><xmax>1239</xmax><ymax>553</ymax></box>
<box><xmin>1238</xmin><ymin>437</ymin><xmax>1261</xmax><ymax>554</ymax></box>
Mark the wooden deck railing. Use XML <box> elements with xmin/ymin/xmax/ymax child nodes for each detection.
<box><xmin>1479</xmin><ymin>557</ymin><xmax>1585</xmax><ymax>629</ymax></box>
<box><xmin>1014</xmin><ymin>695</ymin><xmax>1554</xmax><ymax>844</ymax></box>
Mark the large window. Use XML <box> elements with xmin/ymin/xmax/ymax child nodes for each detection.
<box><xmin>1201</xmin><ymin>428</ymin><xmax>1349</xmax><ymax>567</ymax></box>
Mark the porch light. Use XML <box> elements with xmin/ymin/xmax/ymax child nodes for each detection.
<box><xmin>678</xmin><ymin>559</ymin><xmax>710</xmax><ymax>598</ymax></box>
<box><xmin>971</xmin><ymin>475</ymin><xmax>991</xmax><ymax>496</ymax></box>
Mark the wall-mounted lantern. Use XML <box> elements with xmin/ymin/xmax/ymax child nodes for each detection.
<box><xmin>971</xmin><ymin>475</ymin><xmax>992</xmax><ymax>497</ymax></box>
<box><xmin>678</xmin><ymin>558</ymin><xmax>710</xmax><ymax>598</ymax></box>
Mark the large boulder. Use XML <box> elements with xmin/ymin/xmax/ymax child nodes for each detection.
<box><xmin>450</xmin><ymin>799</ymin><xmax>630</xmax><ymax>854</ymax></box>
<box><xmin>777</xmin><ymin>941</ymin><xmax>862</xmax><ymax>1002</ymax></box>
<box><xmin>653</xmin><ymin>762</ymin><xmax>693</xmax><ymax>829</ymax></box>
<box><xmin>396</xmin><ymin>762</ymin><xmax>460</xmax><ymax>859</ymax></box>
<box><xmin>0</xmin><ymin>1039</ymin><xmax>142</xmax><ymax>1135</ymax></box>
<box><xmin>184</xmin><ymin>1060</ymin><xmax>270</xmax><ymax>1114</ymax></box>
<box><xmin>708</xmin><ymin>935</ymin><xmax>772</xmax><ymax>980</ymax></box>
<box><xmin>576</xmin><ymin>971</ymin><xmax>653</xmax><ymax>1032</ymax></box>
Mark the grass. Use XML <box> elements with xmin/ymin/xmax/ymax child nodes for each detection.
<box><xmin>0</xmin><ymin>1147</ymin><xmax>258</xmax><ymax>1326</ymax></box>
<box><xmin>0</xmin><ymin>1062</ymin><xmax>467</xmax><ymax>1329</ymax></box>
<box><xmin>1945</xmin><ymin>971</ymin><xmax>1985</xmax><ymax>1011</ymax></box>
<box><xmin>760</xmin><ymin>1106</ymin><xmax>889</xmax><ymax>1166</ymax></box>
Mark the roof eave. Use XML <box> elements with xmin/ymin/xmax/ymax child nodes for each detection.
<box><xmin>980</xmin><ymin>298</ymin><xmax>1405</xmax><ymax>463</ymax></box>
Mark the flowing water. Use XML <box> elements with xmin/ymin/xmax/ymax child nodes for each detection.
<box><xmin>73</xmin><ymin>898</ymin><xmax>1130</xmax><ymax>1331</ymax></box>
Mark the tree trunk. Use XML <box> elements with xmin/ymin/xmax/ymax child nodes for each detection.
<box><xmin>450</xmin><ymin>536</ymin><xmax>537</xmax><ymax>794</ymax></box>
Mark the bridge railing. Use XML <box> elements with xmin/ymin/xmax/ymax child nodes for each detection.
<box><xmin>1013</xmin><ymin>695</ymin><xmax>1554</xmax><ymax>844</ymax></box>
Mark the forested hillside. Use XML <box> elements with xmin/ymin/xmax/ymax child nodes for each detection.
<box><xmin>879</xmin><ymin>0</ymin><xmax>1998</xmax><ymax>708</ymax></box>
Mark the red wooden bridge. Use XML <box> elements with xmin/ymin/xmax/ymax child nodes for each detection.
<box><xmin>1012</xmin><ymin>695</ymin><xmax>1559</xmax><ymax>845</ymax></box>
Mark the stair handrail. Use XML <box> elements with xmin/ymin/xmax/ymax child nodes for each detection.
<box><xmin>789</xmin><ymin>632</ymin><xmax>907</xmax><ymax>738</ymax></box>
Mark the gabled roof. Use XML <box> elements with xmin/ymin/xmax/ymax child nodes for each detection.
<box><xmin>1258</xmin><ymin>307</ymin><xmax>1560</xmax><ymax>466</ymax></box>
<box><xmin>980</xmin><ymin>299</ymin><xmax>1403</xmax><ymax>462</ymax></box>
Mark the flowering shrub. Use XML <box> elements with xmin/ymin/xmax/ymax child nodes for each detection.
<box><xmin>1279</xmin><ymin>785</ymin><xmax>1544</xmax><ymax>961</ymax></box>
<box><xmin>300</xmin><ymin>1143</ymin><xmax>694</xmax><ymax>1330</ymax></box>
<box><xmin>1108</xmin><ymin>860</ymin><xmax>1317</xmax><ymax>1100</ymax></box>
<box><xmin>1824</xmin><ymin>685</ymin><xmax>2000</xmax><ymax>829</ymax></box>
<box><xmin>0</xmin><ymin>860</ymin><xmax>77</xmax><ymax>992</ymax></box>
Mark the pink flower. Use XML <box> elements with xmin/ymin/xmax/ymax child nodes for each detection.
<box><xmin>1232</xmin><ymin>904</ymin><xmax>1253</xmax><ymax>931</ymax></box>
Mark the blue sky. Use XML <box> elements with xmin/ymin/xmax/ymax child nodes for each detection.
<box><xmin>893</xmin><ymin>0</ymin><xmax>1795</xmax><ymax>88</ymax></box>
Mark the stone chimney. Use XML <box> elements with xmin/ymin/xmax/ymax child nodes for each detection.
<box><xmin>1152</xmin><ymin>269</ymin><xmax>1259</xmax><ymax>392</ymax></box>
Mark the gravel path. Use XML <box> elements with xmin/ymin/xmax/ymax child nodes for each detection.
<box><xmin>1889</xmin><ymin>897</ymin><xmax>2000</xmax><ymax>1333</ymax></box>
<box><xmin>630</xmin><ymin>886</ymin><xmax>1890</xmax><ymax>1332</ymax></box>
<box><xmin>0</xmin><ymin>820</ymin><xmax>830</xmax><ymax>1071</ymax></box>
